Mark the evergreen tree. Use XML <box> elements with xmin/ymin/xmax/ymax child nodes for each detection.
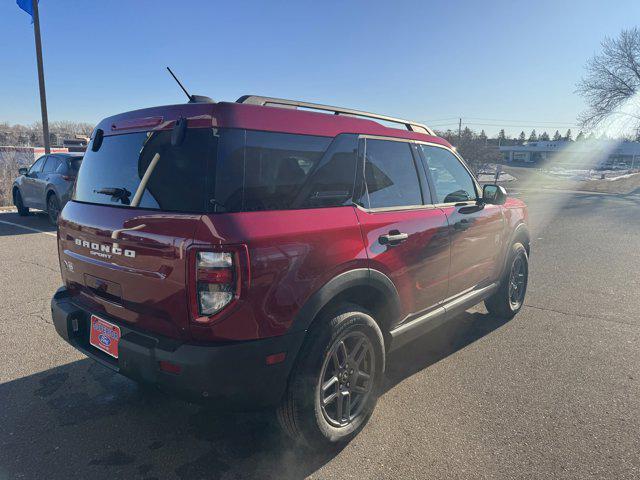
<box><xmin>518</xmin><ymin>131</ymin><xmax>526</xmax><ymax>144</ymax></box>
<box><xmin>539</xmin><ymin>131</ymin><xmax>550</xmax><ymax>141</ymax></box>
<box><xmin>479</xmin><ymin>129</ymin><xmax>488</xmax><ymax>143</ymax></box>
<box><xmin>575</xmin><ymin>131</ymin><xmax>585</xmax><ymax>141</ymax></box>
<box><xmin>497</xmin><ymin>129</ymin><xmax>507</xmax><ymax>143</ymax></box>
<box><xmin>528</xmin><ymin>129</ymin><xmax>538</xmax><ymax>142</ymax></box>
<box><xmin>553</xmin><ymin>130</ymin><xmax>562</xmax><ymax>141</ymax></box>
<box><xmin>564</xmin><ymin>129</ymin><xmax>573</xmax><ymax>141</ymax></box>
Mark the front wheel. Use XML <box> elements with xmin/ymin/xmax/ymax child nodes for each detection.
<box><xmin>485</xmin><ymin>242</ymin><xmax>529</xmax><ymax>319</ymax></box>
<box><xmin>14</xmin><ymin>189</ymin><xmax>29</xmax><ymax>216</ymax></box>
<box><xmin>277</xmin><ymin>305</ymin><xmax>385</xmax><ymax>448</ymax></box>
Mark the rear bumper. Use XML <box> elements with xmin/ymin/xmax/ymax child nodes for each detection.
<box><xmin>51</xmin><ymin>287</ymin><xmax>305</xmax><ymax>408</ymax></box>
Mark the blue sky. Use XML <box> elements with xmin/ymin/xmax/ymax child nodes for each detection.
<box><xmin>2</xmin><ymin>0</ymin><xmax>639</xmax><ymax>136</ymax></box>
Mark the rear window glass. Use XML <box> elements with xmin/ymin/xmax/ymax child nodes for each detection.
<box><xmin>74</xmin><ymin>129</ymin><xmax>216</xmax><ymax>212</ymax></box>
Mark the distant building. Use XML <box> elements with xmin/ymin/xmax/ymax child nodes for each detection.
<box><xmin>62</xmin><ymin>136</ymin><xmax>89</xmax><ymax>152</ymax></box>
<box><xmin>499</xmin><ymin>140</ymin><xmax>640</xmax><ymax>169</ymax></box>
<box><xmin>0</xmin><ymin>146</ymin><xmax>70</xmax><ymax>166</ymax></box>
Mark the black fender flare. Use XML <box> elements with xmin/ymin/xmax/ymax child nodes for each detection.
<box><xmin>500</xmin><ymin>222</ymin><xmax>530</xmax><ymax>278</ymax></box>
<box><xmin>292</xmin><ymin>268</ymin><xmax>401</xmax><ymax>334</ymax></box>
<box><xmin>45</xmin><ymin>186</ymin><xmax>58</xmax><ymax>201</ymax></box>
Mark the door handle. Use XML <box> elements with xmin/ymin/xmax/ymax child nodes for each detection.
<box><xmin>379</xmin><ymin>230</ymin><xmax>408</xmax><ymax>246</ymax></box>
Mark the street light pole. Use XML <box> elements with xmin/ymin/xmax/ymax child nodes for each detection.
<box><xmin>31</xmin><ymin>0</ymin><xmax>50</xmax><ymax>154</ymax></box>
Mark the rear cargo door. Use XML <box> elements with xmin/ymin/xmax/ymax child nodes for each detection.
<box><xmin>57</xmin><ymin>127</ymin><xmax>217</xmax><ymax>340</ymax></box>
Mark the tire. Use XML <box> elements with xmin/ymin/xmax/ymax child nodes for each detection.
<box><xmin>47</xmin><ymin>193</ymin><xmax>60</xmax><ymax>226</ymax></box>
<box><xmin>277</xmin><ymin>304</ymin><xmax>385</xmax><ymax>448</ymax></box>
<box><xmin>14</xmin><ymin>189</ymin><xmax>29</xmax><ymax>216</ymax></box>
<box><xmin>485</xmin><ymin>242</ymin><xmax>529</xmax><ymax>319</ymax></box>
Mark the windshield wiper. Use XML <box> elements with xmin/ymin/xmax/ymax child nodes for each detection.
<box><xmin>94</xmin><ymin>187</ymin><xmax>132</xmax><ymax>205</ymax></box>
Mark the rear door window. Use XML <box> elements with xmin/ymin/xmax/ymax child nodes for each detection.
<box><xmin>359</xmin><ymin>139</ymin><xmax>422</xmax><ymax>209</ymax></box>
<box><xmin>74</xmin><ymin>129</ymin><xmax>216</xmax><ymax>212</ymax></box>
<box><xmin>42</xmin><ymin>156</ymin><xmax>58</xmax><ymax>174</ymax></box>
<box><xmin>55</xmin><ymin>158</ymin><xmax>68</xmax><ymax>174</ymax></box>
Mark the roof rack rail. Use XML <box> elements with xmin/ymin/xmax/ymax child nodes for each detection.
<box><xmin>236</xmin><ymin>95</ymin><xmax>434</xmax><ymax>135</ymax></box>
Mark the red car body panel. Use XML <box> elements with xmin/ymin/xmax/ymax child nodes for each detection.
<box><xmin>189</xmin><ymin>207</ymin><xmax>368</xmax><ymax>341</ymax></box>
<box><xmin>58</xmin><ymin>201</ymin><xmax>201</xmax><ymax>340</ymax></box>
<box><xmin>440</xmin><ymin>202</ymin><xmax>506</xmax><ymax>297</ymax></box>
<box><xmin>354</xmin><ymin>206</ymin><xmax>450</xmax><ymax>323</ymax></box>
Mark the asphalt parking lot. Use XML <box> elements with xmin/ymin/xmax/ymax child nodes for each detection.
<box><xmin>1</xmin><ymin>189</ymin><xmax>639</xmax><ymax>480</ymax></box>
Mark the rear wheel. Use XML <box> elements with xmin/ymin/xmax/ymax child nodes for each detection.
<box><xmin>47</xmin><ymin>193</ymin><xmax>60</xmax><ymax>225</ymax></box>
<box><xmin>14</xmin><ymin>189</ymin><xmax>29</xmax><ymax>216</ymax></box>
<box><xmin>485</xmin><ymin>242</ymin><xmax>528</xmax><ymax>319</ymax></box>
<box><xmin>277</xmin><ymin>305</ymin><xmax>385</xmax><ymax>448</ymax></box>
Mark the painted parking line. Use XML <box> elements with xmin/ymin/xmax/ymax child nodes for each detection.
<box><xmin>0</xmin><ymin>220</ymin><xmax>57</xmax><ymax>237</ymax></box>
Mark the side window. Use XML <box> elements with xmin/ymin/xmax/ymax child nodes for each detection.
<box><xmin>242</xmin><ymin>131</ymin><xmax>332</xmax><ymax>211</ymax></box>
<box><xmin>360</xmin><ymin>139</ymin><xmax>422</xmax><ymax>209</ymax></box>
<box><xmin>295</xmin><ymin>134</ymin><xmax>358</xmax><ymax>208</ymax></box>
<box><xmin>28</xmin><ymin>156</ymin><xmax>46</xmax><ymax>175</ymax></box>
<box><xmin>55</xmin><ymin>158</ymin><xmax>68</xmax><ymax>174</ymax></box>
<box><xmin>42</xmin><ymin>156</ymin><xmax>58</xmax><ymax>173</ymax></box>
<box><xmin>419</xmin><ymin>145</ymin><xmax>477</xmax><ymax>203</ymax></box>
<box><xmin>214</xmin><ymin>130</ymin><xmax>348</xmax><ymax>212</ymax></box>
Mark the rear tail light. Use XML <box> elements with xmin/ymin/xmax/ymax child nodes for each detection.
<box><xmin>188</xmin><ymin>245</ymin><xmax>249</xmax><ymax>325</ymax></box>
<box><xmin>196</xmin><ymin>252</ymin><xmax>235</xmax><ymax>317</ymax></box>
<box><xmin>62</xmin><ymin>175</ymin><xmax>76</xmax><ymax>181</ymax></box>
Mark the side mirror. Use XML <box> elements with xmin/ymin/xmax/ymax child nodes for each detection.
<box><xmin>482</xmin><ymin>184</ymin><xmax>507</xmax><ymax>205</ymax></box>
<box><xmin>18</xmin><ymin>167</ymin><xmax>28</xmax><ymax>176</ymax></box>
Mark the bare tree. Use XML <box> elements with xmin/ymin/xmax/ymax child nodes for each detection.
<box><xmin>577</xmin><ymin>27</ymin><xmax>640</xmax><ymax>129</ymax></box>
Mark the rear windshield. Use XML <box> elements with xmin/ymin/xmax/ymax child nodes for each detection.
<box><xmin>74</xmin><ymin>128</ymin><xmax>357</xmax><ymax>213</ymax></box>
<box><xmin>74</xmin><ymin>129</ymin><xmax>216</xmax><ymax>212</ymax></box>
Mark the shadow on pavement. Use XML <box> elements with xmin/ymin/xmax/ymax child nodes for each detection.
<box><xmin>0</xmin><ymin>310</ymin><xmax>507</xmax><ymax>480</ymax></box>
<box><xmin>0</xmin><ymin>211</ymin><xmax>56</xmax><ymax>236</ymax></box>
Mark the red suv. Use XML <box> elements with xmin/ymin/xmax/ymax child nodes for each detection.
<box><xmin>51</xmin><ymin>95</ymin><xmax>529</xmax><ymax>447</ymax></box>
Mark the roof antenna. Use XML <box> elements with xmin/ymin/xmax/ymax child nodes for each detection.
<box><xmin>166</xmin><ymin>66</ymin><xmax>214</xmax><ymax>104</ymax></box>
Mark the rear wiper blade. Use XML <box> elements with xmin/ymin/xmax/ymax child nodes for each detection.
<box><xmin>94</xmin><ymin>187</ymin><xmax>132</xmax><ymax>205</ymax></box>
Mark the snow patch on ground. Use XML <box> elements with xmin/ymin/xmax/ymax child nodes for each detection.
<box><xmin>477</xmin><ymin>172</ymin><xmax>517</xmax><ymax>182</ymax></box>
<box><xmin>543</xmin><ymin>168</ymin><xmax>640</xmax><ymax>181</ymax></box>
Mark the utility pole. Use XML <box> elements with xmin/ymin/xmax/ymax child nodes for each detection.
<box><xmin>458</xmin><ymin>118</ymin><xmax>462</xmax><ymax>146</ymax></box>
<box><xmin>494</xmin><ymin>137</ymin><xmax>502</xmax><ymax>183</ymax></box>
<box><xmin>32</xmin><ymin>0</ymin><xmax>50</xmax><ymax>154</ymax></box>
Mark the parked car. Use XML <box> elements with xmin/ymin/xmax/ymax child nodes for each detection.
<box><xmin>50</xmin><ymin>96</ymin><xmax>529</xmax><ymax>448</ymax></box>
<box><xmin>13</xmin><ymin>152</ymin><xmax>83</xmax><ymax>224</ymax></box>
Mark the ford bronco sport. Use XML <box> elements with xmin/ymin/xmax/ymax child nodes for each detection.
<box><xmin>51</xmin><ymin>95</ymin><xmax>529</xmax><ymax>447</ymax></box>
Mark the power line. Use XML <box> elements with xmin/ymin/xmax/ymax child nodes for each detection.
<box><xmin>424</xmin><ymin>116</ymin><xmax>581</xmax><ymax>129</ymax></box>
<box><xmin>426</xmin><ymin>121</ymin><xmax>581</xmax><ymax>130</ymax></box>
<box><xmin>460</xmin><ymin>122</ymin><xmax>580</xmax><ymax>129</ymax></box>
<box><xmin>461</xmin><ymin>116</ymin><xmax>579</xmax><ymax>125</ymax></box>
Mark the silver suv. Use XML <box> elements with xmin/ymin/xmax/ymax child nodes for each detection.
<box><xmin>12</xmin><ymin>153</ymin><xmax>83</xmax><ymax>225</ymax></box>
